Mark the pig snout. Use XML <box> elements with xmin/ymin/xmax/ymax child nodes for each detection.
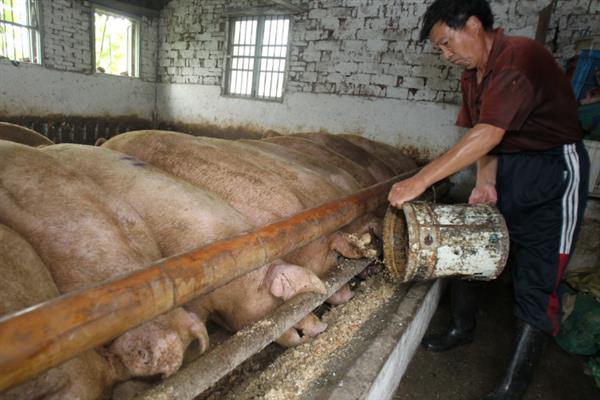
<box><xmin>327</xmin><ymin>284</ymin><xmax>355</xmax><ymax>305</ymax></box>
<box><xmin>276</xmin><ymin>313</ymin><xmax>328</xmax><ymax>347</ymax></box>
<box><xmin>295</xmin><ymin>313</ymin><xmax>328</xmax><ymax>337</ymax></box>
<box><xmin>108</xmin><ymin>321</ymin><xmax>185</xmax><ymax>378</ymax></box>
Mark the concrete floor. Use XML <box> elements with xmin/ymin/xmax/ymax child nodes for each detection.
<box><xmin>393</xmin><ymin>275</ymin><xmax>599</xmax><ymax>400</ymax></box>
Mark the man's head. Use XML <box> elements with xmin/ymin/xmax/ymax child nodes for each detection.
<box><xmin>420</xmin><ymin>0</ymin><xmax>495</xmax><ymax>70</ymax></box>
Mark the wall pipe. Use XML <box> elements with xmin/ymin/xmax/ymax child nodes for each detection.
<box><xmin>0</xmin><ymin>168</ymin><xmax>422</xmax><ymax>393</ymax></box>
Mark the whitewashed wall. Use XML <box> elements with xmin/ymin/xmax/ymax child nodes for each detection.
<box><xmin>0</xmin><ymin>59</ymin><xmax>155</xmax><ymax>119</ymax></box>
<box><xmin>0</xmin><ymin>0</ymin><xmax>158</xmax><ymax>120</ymax></box>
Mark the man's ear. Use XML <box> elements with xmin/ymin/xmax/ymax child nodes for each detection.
<box><xmin>465</xmin><ymin>15</ymin><xmax>483</xmax><ymax>33</ymax></box>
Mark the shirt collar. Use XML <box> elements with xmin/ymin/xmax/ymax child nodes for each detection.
<box><xmin>463</xmin><ymin>28</ymin><xmax>506</xmax><ymax>82</ymax></box>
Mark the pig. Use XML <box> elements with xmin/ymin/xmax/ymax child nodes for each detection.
<box><xmin>292</xmin><ymin>132</ymin><xmax>396</xmax><ymax>182</ymax></box>
<box><xmin>264</xmin><ymin>135</ymin><xmax>377</xmax><ymax>187</ymax></box>
<box><xmin>43</xmin><ymin>143</ymin><xmax>328</xmax><ymax>347</ymax></box>
<box><xmin>0</xmin><ymin>139</ymin><xmax>207</xmax><ymax>378</ymax></box>
<box><xmin>0</xmin><ymin>223</ymin><xmax>121</xmax><ymax>400</ymax></box>
<box><xmin>239</xmin><ymin>139</ymin><xmax>362</xmax><ymax>195</ymax></box>
<box><xmin>103</xmin><ymin>131</ymin><xmax>379</xmax><ymax>306</ymax></box>
<box><xmin>197</xmin><ymin>137</ymin><xmax>347</xmax><ymax>206</ymax></box>
<box><xmin>0</xmin><ymin>122</ymin><xmax>54</xmax><ymax>147</ymax></box>
<box><xmin>104</xmin><ymin>130</ymin><xmax>306</xmax><ymax>228</ymax></box>
<box><xmin>337</xmin><ymin>133</ymin><xmax>418</xmax><ymax>175</ymax></box>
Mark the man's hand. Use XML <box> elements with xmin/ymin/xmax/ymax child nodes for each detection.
<box><xmin>387</xmin><ymin>176</ymin><xmax>428</xmax><ymax>208</ymax></box>
<box><xmin>468</xmin><ymin>182</ymin><xmax>497</xmax><ymax>204</ymax></box>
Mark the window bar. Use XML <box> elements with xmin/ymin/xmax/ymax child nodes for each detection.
<box><xmin>245</xmin><ymin>18</ymin><xmax>252</xmax><ymax>96</ymax></box>
<box><xmin>10</xmin><ymin>0</ymin><xmax>17</xmax><ymax>60</ymax></box>
<box><xmin>268</xmin><ymin>17</ymin><xmax>274</xmax><ymax>98</ymax></box>
<box><xmin>240</xmin><ymin>19</ymin><xmax>245</xmax><ymax>96</ymax></box>
<box><xmin>273</xmin><ymin>17</ymin><xmax>282</xmax><ymax>98</ymax></box>
<box><xmin>235</xmin><ymin>19</ymin><xmax>243</xmax><ymax>95</ymax></box>
<box><xmin>253</xmin><ymin>16</ymin><xmax>265</xmax><ymax>98</ymax></box>
<box><xmin>25</xmin><ymin>0</ymin><xmax>31</xmax><ymax>61</ymax></box>
<box><xmin>230</xmin><ymin>20</ymin><xmax>240</xmax><ymax>95</ymax></box>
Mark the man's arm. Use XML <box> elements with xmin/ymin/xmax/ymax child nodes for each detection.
<box><xmin>388</xmin><ymin>123</ymin><xmax>505</xmax><ymax>208</ymax></box>
<box><xmin>468</xmin><ymin>155</ymin><xmax>498</xmax><ymax>204</ymax></box>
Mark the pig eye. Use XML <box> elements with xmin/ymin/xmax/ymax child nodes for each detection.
<box><xmin>138</xmin><ymin>349</ymin><xmax>150</xmax><ymax>364</ymax></box>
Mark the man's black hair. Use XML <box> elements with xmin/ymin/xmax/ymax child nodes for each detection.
<box><xmin>419</xmin><ymin>0</ymin><xmax>494</xmax><ymax>42</ymax></box>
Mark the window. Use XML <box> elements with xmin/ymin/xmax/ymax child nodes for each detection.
<box><xmin>94</xmin><ymin>7</ymin><xmax>140</xmax><ymax>77</ymax></box>
<box><xmin>0</xmin><ymin>0</ymin><xmax>41</xmax><ymax>63</ymax></box>
<box><xmin>225</xmin><ymin>16</ymin><xmax>290</xmax><ymax>100</ymax></box>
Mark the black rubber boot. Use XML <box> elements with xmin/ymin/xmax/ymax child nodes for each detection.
<box><xmin>484</xmin><ymin>320</ymin><xmax>547</xmax><ymax>400</ymax></box>
<box><xmin>421</xmin><ymin>279</ymin><xmax>478</xmax><ymax>352</ymax></box>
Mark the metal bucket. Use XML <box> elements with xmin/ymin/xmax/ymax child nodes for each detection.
<box><xmin>383</xmin><ymin>202</ymin><xmax>509</xmax><ymax>282</ymax></box>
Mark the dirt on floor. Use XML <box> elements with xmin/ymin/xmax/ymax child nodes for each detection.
<box><xmin>393</xmin><ymin>271</ymin><xmax>600</xmax><ymax>400</ymax></box>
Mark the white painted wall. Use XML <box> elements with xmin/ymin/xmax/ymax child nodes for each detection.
<box><xmin>158</xmin><ymin>83</ymin><xmax>463</xmax><ymax>155</ymax></box>
<box><xmin>0</xmin><ymin>60</ymin><xmax>155</xmax><ymax>119</ymax></box>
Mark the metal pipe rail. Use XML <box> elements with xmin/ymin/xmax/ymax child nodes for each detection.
<box><xmin>0</xmin><ymin>169</ymin><xmax>420</xmax><ymax>393</ymax></box>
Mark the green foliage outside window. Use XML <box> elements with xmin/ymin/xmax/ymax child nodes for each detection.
<box><xmin>94</xmin><ymin>8</ymin><xmax>139</xmax><ymax>77</ymax></box>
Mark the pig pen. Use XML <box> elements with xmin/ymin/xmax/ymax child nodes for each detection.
<box><xmin>0</xmin><ymin>132</ymin><xmax>448</xmax><ymax>400</ymax></box>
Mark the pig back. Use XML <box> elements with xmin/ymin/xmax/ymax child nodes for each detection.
<box><xmin>103</xmin><ymin>130</ymin><xmax>307</xmax><ymax>227</ymax></box>
<box><xmin>42</xmin><ymin>144</ymin><xmax>254</xmax><ymax>257</ymax></box>
<box><xmin>264</xmin><ymin>136</ymin><xmax>377</xmax><ymax>187</ymax></box>
<box><xmin>198</xmin><ymin>137</ymin><xmax>345</xmax><ymax>205</ymax></box>
<box><xmin>292</xmin><ymin>132</ymin><xmax>395</xmax><ymax>182</ymax></box>
<box><xmin>337</xmin><ymin>134</ymin><xmax>417</xmax><ymax>175</ymax></box>
<box><xmin>0</xmin><ymin>122</ymin><xmax>54</xmax><ymax>147</ymax></box>
<box><xmin>0</xmin><ymin>140</ymin><xmax>161</xmax><ymax>293</ymax></box>
<box><xmin>240</xmin><ymin>139</ymin><xmax>362</xmax><ymax>195</ymax></box>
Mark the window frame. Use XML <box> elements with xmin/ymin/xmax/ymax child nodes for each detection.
<box><xmin>92</xmin><ymin>5</ymin><xmax>141</xmax><ymax>79</ymax></box>
<box><xmin>222</xmin><ymin>14</ymin><xmax>293</xmax><ymax>102</ymax></box>
<box><xmin>0</xmin><ymin>0</ymin><xmax>42</xmax><ymax>64</ymax></box>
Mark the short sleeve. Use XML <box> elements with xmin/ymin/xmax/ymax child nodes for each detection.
<box><xmin>478</xmin><ymin>69</ymin><xmax>535</xmax><ymax>131</ymax></box>
<box><xmin>456</xmin><ymin>104</ymin><xmax>473</xmax><ymax>128</ymax></box>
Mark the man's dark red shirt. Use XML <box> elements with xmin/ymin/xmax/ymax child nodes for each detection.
<box><xmin>456</xmin><ymin>29</ymin><xmax>582</xmax><ymax>153</ymax></box>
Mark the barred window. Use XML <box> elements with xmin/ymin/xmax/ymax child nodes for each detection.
<box><xmin>224</xmin><ymin>16</ymin><xmax>290</xmax><ymax>101</ymax></box>
<box><xmin>0</xmin><ymin>0</ymin><xmax>41</xmax><ymax>63</ymax></box>
<box><xmin>94</xmin><ymin>7</ymin><xmax>140</xmax><ymax>77</ymax></box>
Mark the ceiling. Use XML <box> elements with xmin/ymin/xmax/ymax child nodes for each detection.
<box><xmin>126</xmin><ymin>1</ymin><xmax>171</xmax><ymax>11</ymax></box>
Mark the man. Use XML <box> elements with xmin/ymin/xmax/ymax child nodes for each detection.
<box><xmin>387</xmin><ymin>0</ymin><xmax>590</xmax><ymax>399</ymax></box>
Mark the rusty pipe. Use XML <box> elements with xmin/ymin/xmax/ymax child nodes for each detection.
<box><xmin>0</xmin><ymin>169</ymin><xmax>425</xmax><ymax>392</ymax></box>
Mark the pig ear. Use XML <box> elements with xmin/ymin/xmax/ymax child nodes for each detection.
<box><xmin>265</xmin><ymin>261</ymin><xmax>327</xmax><ymax>301</ymax></box>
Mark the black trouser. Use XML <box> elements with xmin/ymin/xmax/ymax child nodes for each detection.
<box><xmin>496</xmin><ymin>142</ymin><xmax>589</xmax><ymax>335</ymax></box>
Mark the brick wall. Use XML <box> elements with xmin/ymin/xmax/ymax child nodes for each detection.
<box><xmin>159</xmin><ymin>0</ymin><xmax>264</xmax><ymax>85</ymax></box>
<box><xmin>158</xmin><ymin>0</ymin><xmax>599</xmax><ymax>105</ymax></box>
<box><xmin>549</xmin><ymin>0</ymin><xmax>600</xmax><ymax>63</ymax></box>
<box><xmin>40</xmin><ymin>0</ymin><xmax>158</xmax><ymax>81</ymax></box>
